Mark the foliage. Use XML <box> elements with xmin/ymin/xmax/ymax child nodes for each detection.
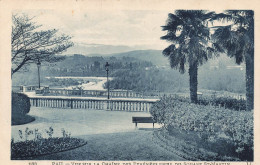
<box><xmin>198</xmin><ymin>96</ymin><xmax>246</xmax><ymax>111</ymax></box>
<box><xmin>150</xmin><ymin>96</ymin><xmax>253</xmax><ymax>160</ymax></box>
<box><xmin>150</xmin><ymin>96</ymin><xmax>177</xmax><ymax>127</ymax></box>
<box><xmin>161</xmin><ymin>10</ymin><xmax>216</xmax><ymax>72</ymax></box>
<box><xmin>12</xmin><ymin>92</ymin><xmax>31</xmax><ymax>115</ymax></box>
<box><xmin>198</xmin><ymin>58</ymin><xmax>246</xmax><ymax>93</ymax></box>
<box><xmin>212</xmin><ymin>10</ymin><xmax>254</xmax><ymax>64</ymax></box>
<box><xmin>45</xmin><ymin>55</ymin><xmax>153</xmax><ymax>77</ymax></box>
<box><xmin>61</xmin><ymin>128</ymin><xmax>71</xmax><ymax>138</ymax></box>
<box><xmin>45</xmin><ymin>127</ymin><xmax>54</xmax><ymax>138</ymax></box>
<box><xmin>11</xmin><ymin>14</ymin><xmax>73</xmax><ymax>76</ymax></box>
<box><xmin>34</xmin><ymin>129</ymin><xmax>43</xmax><ymax>140</ymax></box>
<box><xmin>25</xmin><ymin>127</ymin><xmax>34</xmax><ymax>141</ymax></box>
<box><xmin>212</xmin><ymin>10</ymin><xmax>254</xmax><ymax>111</ymax></box>
<box><xmin>161</xmin><ymin>10</ymin><xmax>218</xmax><ymax>103</ymax></box>
<box><xmin>11</xmin><ymin>137</ymin><xmax>86</xmax><ymax>159</ymax></box>
<box><xmin>107</xmin><ymin>68</ymin><xmax>189</xmax><ymax>92</ymax></box>
<box><xmin>169</xmin><ymin>95</ymin><xmax>246</xmax><ymax>111</ymax></box>
<box><xmin>44</xmin><ymin>78</ymin><xmax>82</xmax><ymax>87</ymax></box>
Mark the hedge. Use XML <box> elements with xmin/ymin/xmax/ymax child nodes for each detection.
<box><xmin>198</xmin><ymin>96</ymin><xmax>246</xmax><ymax>111</ymax></box>
<box><xmin>12</xmin><ymin>92</ymin><xmax>31</xmax><ymax>115</ymax></box>
<box><xmin>167</xmin><ymin>95</ymin><xmax>246</xmax><ymax>111</ymax></box>
<box><xmin>150</xmin><ymin>96</ymin><xmax>253</xmax><ymax>160</ymax></box>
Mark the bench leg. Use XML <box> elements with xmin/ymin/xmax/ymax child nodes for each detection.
<box><xmin>153</xmin><ymin>123</ymin><xmax>154</xmax><ymax>129</ymax></box>
<box><xmin>135</xmin><ymin>122</ymin><xmax>137</xmax><ymax>129</ymax></box>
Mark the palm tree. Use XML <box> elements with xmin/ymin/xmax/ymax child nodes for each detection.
<box><xmin>161</xmin><ymin>10</ymin><xmax>216</xmax><ymax>103</ymax></box>
<box><xmin>212</xmin><ymin>10</ymin><xmax>254</xmax><ymax>111</ymax></box>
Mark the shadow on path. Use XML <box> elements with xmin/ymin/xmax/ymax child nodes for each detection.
<box><xmin>30</xmin><ymin>130</ymin><xmax>185</xmax><ymax>161</ymax></box>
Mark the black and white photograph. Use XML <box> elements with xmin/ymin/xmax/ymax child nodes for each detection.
<box><xmin>0</xmin><ymin>0</ymin><xmax>259</xmax><ymax>164</ymax></box>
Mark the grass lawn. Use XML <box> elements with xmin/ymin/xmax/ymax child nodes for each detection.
<box><xmin>27</xmin><ymin>130</ymin><xmax>185</xmax><ymax>160</ymax></box>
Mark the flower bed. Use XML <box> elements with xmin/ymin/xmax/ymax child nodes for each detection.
<box><xmin>150</xmin><ymin>96</ymin><xmax>253</xmax><ymax>161</ymax></box>
<box><xmin>11</xmin><ymin>137</ymin><xmax>87</xmax><ymax>159</ymax></box>
<box><xmin>11</xmin><ymin>127</ymin><xmax>87</xmax><ymax>159</ymax></box>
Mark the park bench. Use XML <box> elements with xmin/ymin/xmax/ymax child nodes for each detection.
<box><xmin>132</xmin><ymin>117</ymin><xmax>156</xmax><ymax>128</ymax></box>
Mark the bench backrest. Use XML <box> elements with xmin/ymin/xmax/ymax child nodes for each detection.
<box><xmin>132</xmin><ymin>117</ymin><xmax>155</xmax><ymax>123</ymax></box>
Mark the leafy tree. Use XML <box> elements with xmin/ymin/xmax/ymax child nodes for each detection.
<box><xmin>212</xmin><ymin>10</ymin><xmax>254</xmax><ymax>111</ymax></box>
<box><xmin>161</xmin><ymin>10</ymin><xmax>216</xmax><ymax>103</ymax></box>
<box><xmin>11</xmin><ymin>14</ymin><xmax>73</xmax><ymax>76</ymax></box>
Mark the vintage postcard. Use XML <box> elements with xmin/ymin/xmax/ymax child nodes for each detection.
<box><xmin>0</xmin><ymin>0</ymin><xmax>259</xmax><ymax>165</ymax></box>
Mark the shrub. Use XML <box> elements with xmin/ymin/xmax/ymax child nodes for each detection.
<box><xmin>198</xmin><ymin>97</ymin><xmax>246</xmax><ymax>111</ymax></box>
<box><xmin>12</xmin><ymin>92</ymin><xmax>31</xmax><ymax>115</ymax></box>
<box><xmin>150</xmin><ymin>96</ymin><xmax>177</xmax><ymax>128</ymax></box>
<box><xmin>167</xmin><ymin>95</ymin><xmax>246</xmax><ymax>111</ymax></box>
<box><xmin>150</xmin><ymin>96</ymin><xmax>253</xmax><ymax>160</ymax></box>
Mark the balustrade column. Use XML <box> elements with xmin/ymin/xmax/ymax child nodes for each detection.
<box><xmin>30</xmin><ymin>99</ymin><xmax>33</xmax><ymax>106</ymax></box>
<box><xmin>122</xmin><ymin>102</ymin><xmax>125</xmax><ymax>111</ymax></box>
<box><xmin>118</xmin><ymin>102</ymin><xmax>121</xmax><ymax>111</ymax></box>
<box><xmin>141</xmin><ymin>102</ymin><xmax>144</xmax><ymax>111</ymax></box>
<box><xmin>91</xmin><ymin>101</ymin><xmax>95</xmax><ymax>109</ymax></box>
<box><xmin>138</xmin><ymin>102</ymin><xmax>141</xmax><ymax>111</ymax></box>
<box><xmin>134</xmin><ymin>102</ymin><xmax>137</xmax><ymax>111</ymax></box>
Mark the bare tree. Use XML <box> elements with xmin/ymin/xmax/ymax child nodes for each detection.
<box><xmin>11</xmin><ymin>14</ymin><xmax>73</xmax><ymax>76</ymax></box>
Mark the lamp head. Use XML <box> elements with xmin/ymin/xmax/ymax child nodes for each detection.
<box><xmin>105</xmin><ymin>62</ymin><xmax>109</xmax><ymax>71</ymax></box>
<box><xmin>37</xmin><ymin>59</ymin><xmax>41</xmax><ymax>66</ymax></box>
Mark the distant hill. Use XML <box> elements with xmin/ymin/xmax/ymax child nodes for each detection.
<box><xmin>79</xmin><ymin>49</ymin><xmax>243</xmax><ymax>68</ymax></box>
<box><xmin>83</xmin><ymin>49</ymin><xmax>169</xmax><ymax>67</ymax></box>
<box><xmin>64</xmin><ymin>42</ymin><xmax>244</xmax><ymax>68</ymax></box>
<box><xmin>109</xmin><ymin>50</ymin><xmax>169</xmax><ymax>66</ymax></box>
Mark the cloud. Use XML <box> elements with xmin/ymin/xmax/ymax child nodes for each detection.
<box><xmin>18</xmin><ymin>9</ymin><xmax>171</xmax><ymax>49</ymax></box>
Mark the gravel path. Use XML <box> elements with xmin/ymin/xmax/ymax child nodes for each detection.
<box><xmin>12</xmin><ymin>107</ymin><xmax>185</xmax><ymax>160</ymax></box>
<box><xmin>28</xmin><ymin>131</ymin><xmax>185</xmax><ymax>160</ymax></box>
<box><xmin>12</xmin><ymin>107</ymin><xmax>160</xmax><ymax>141</ymax></box>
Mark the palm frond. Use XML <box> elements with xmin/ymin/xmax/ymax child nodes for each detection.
<box><xmin>160</xmin><ymin>32</ymin><xmax>179</xmax><ymax>42</ymax></box>
<box><xmin>162</xmin><ymin>44</ymin><xmax>176</xmax><ymax>57</ymax></box>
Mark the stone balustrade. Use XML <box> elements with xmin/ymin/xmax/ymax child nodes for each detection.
<box><xmin>46</xmin><ymin>89</ymin><xmax>159</xmax><ymax>98</ymax></box>
<box><xmin>12</xmin><ymin>86</ymin><xmax>39</xmax><ymax>93</ymax></box>
<box><xmin>29</xmin><ymin>96</ymin><xmax>158</xmax><ymax>112</ymax></box>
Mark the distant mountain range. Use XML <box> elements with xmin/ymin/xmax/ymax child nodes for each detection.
<box><xmin>64</xmin><ymin>42</ymin><xmax>243</xmax><ymax>68</ymax></box>
<box><xmin>64</xmin><ymin>43</ymin><xmax>169</xmax><ymax>66</ymax></box>
<box><xmin>65</xmin><ymin>43</ymin><xmax>156</xmax><ymax>55</ymax></box>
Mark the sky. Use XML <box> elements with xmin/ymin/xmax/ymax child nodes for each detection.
<box><xmin>19</xmin><ymin>9</ymin><xmax>173</xmax><ymax>50</ymax></box>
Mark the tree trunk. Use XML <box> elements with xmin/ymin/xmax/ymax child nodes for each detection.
<box><xmin>189</xmin><ymin>60</ymin><xmax>198</xmax><ymax>103</ymax></box>
<box><xmin>245</xmin><ymin>52</ymin><xmax>254</xmax><ymax>111</ymax></box>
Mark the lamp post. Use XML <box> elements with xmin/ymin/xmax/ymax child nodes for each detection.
<box><xmin>37</xmin><ymin>59</ymin><xmax>41</xmax><ymax>89</ymax></box>
<box><xmin>105</xmin><ymin>62</ymin><xmax>110</xmax><ymax>99</ymax></box>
